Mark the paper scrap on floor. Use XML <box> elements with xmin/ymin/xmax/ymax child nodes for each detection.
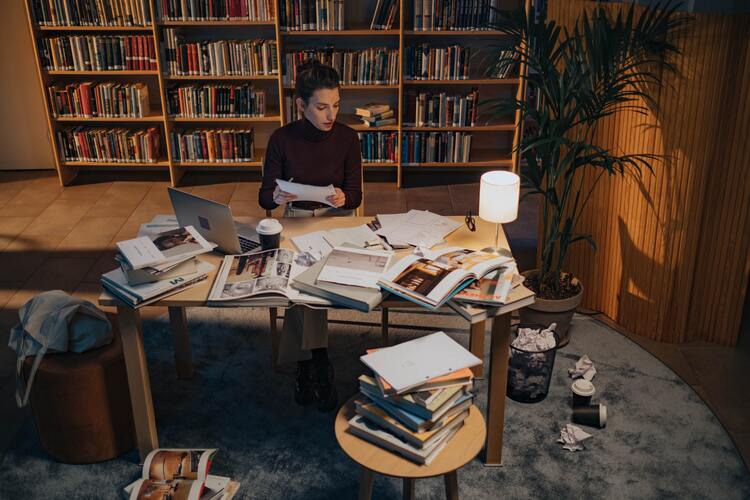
<box><xmin>558</xmin><ymin>424</ymin><xmax>592</xmax><ymax>452</ymax></box>
<box><xmin>569</xmin><ymin>354</ymin><xmax>597</xmax><ymax>381</ymax></box>
<box><xmin>375</xmin><ymin>210</ymin><xmax>462</xmax><ymax>248</ymax></box>
<box><xmin>276</xmin><ymin>179</ymin><xmax>336</xmax><ymax>206</ymax></box>
<box><xmin>512</xmin><ymin>323</ymin><xmax>557</xmax><ymax>351</ymax></box>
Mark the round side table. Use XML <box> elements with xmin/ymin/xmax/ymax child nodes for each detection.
<box><xmin>335</xmin><ymin>396</ymin><xmax>486</xmax><ymax>500</ymax></box>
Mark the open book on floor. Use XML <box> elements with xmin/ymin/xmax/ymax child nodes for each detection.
<box><xmin>123</xmin><ymin>448</ymin><xmax>239</xmax><ymax>500</ymax></box>
<box><xmin>378</xmin><ymin>247</ymin><xmax>513</xmax><ymax>310</ymax></box>
<box><xmin>207</xmin><ymin>248</ymin><xmax>330</xmax><ymax>307</ymax></box>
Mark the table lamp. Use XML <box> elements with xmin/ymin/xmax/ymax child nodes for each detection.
<box><xmin>478</xmin><ymin>170</ymin><xmax>520</xmax><ymax>256</ymax></box>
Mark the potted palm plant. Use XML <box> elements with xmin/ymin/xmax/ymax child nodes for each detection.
<box><xmin>486</xmin><ymin>2</ymin><xmax>687</xmax><ymax>346</ymax></box>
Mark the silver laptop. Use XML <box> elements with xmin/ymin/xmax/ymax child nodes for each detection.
<box><xmin>167</xmin><ymin>187</ymin><xmax>261</xmax><ymax>254</ymax></box>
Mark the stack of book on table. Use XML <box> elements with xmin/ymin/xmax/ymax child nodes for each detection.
<box><xmin>347</xmin><ymin>331</ymin><xmax>481</xmax><ymax>465</ymax></box>
<box><xmin>101</xmin><ymin>224</ymin><xmax>216</xmax><ymax>308</ymax></box>
<box><xmin>355</xmin><ymin>103</ymin><xmax>395</xmax><ymax>128</ymax></box>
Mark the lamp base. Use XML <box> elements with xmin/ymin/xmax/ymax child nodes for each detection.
<box><xmin>481</xmin><ymin>246</ymin><xmax>514</xmax><ymax>259</ymax></box>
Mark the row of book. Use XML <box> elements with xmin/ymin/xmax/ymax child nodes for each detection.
<box><xmin>155</xmin><ymin>0</ymin><xmax>275</xmax><ymax>21</ymax></box>
<box><xmin>283</xmin><ymin>95</ymin><xmax>302</xmax><ymax>122</ymax></box>
<box><xmin>48</xmin><ymin>82</ymin><xmax>151</xmax><ymax>118</ymax></box>
<box><xmin>31</xmin><ymin>0</ymin><xmax>152</xmax><ymax>26</ymax></box>
<box><xmin>166</xmin><ymin>85</ymin><xmax>266</xmax><ymax>117</ymax></box>
<box><xmin>39</xmin><ymin>35</ymin><xmax>156</xmax><ymax>72</ymax></box>
<box><xmin>488</xmin><ymin>49</ymin><xmax>519</xmax><ymax>79</ymax></box>
<box><xmin>350</xmin><ymin>332</ymin><xmax>479</xmax><ymax>465</ymax></box>
<box><xmin>56</xmin><ymin>126</ymin><xmax>161</xmax><ymax>163</ymax></box>
<box><xmin>170</xmin><ymin>128</ymin><xmax>255</xmax><ymax>163</ymax></box>
<box><xmin>358</xmin><ymin>131</ymin><xmax>397</xmax><ymax>164</ymax></box>
<box><xmin>370</xmin><ymin>0</ymin><xmax>399</xmax><ymax>30</ymax></box>
<box><xmin>404</xmin><ymin>44</ymin><xmax>471</xmax><ymax>80</ymax></box>
<box><xmin>105</xmin><ymin>221</ymin><xmax>216</xmax><ymax>307</ymax></box>
<box><xmin>162</xmin><ymin>29</ymin><xmax>278</xmax><ymax>76</ymax></box>
<box><xmin>282</xmin><ymin>49</ymin><xmax>399</xmax><ymax>85</ymax></box>
<box><xmin>412</xmin><ymin>0</ymin><xmax>502</xmax><ymax>31</ymax></box>
<box><xmin>278</xmin><ymin>0</ymin><xmax>344</xmax><ymax>31</ymax></box>
<box><xmin>403</xmin><ymin>88</ymin><xmax>479</xmax><ymax>127</ymax></box>
<box><xmin>401</xmin><ymin>131</ymin><xmax>472</xmax><ymax>164</ymax></box>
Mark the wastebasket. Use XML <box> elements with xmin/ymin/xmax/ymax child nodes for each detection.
<box><xmin>506</xmin><ymin>323</ymin><xmax>559</xmax><ymax>403</ymax></box>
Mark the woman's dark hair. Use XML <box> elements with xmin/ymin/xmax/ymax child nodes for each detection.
<box><xmin>295</xmin><ymin>59</ymin><xmax>340</xmax><ymax>103</ymax></box>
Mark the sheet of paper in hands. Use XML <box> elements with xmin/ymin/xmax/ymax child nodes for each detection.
<box><xmin>276</xmin><ymin>179</ymin><xmax>336</xmax><ymax>206</ymax></box>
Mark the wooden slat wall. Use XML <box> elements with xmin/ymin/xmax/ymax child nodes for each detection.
<box><xmin>547</xmin><ymin>1</ymin><xmax>750</xmax><ymax>345</ymax></box>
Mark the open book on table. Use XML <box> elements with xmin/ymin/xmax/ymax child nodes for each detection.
<box><xmin>377</xmin><ymin>247</ymin><xmax>514</xmax><ymax>310</ymax></box>
<box><xmin>117</xmin><ymin>226</ymin><xmax>215</xmax><ymax>270</ymax></box>
<box><xmin>123</xmin><ymin>448</ymin><xmax>239</xmax><ymax>500</ymax></box>
<box><xmin>207</xmin><ymin>248</ymin><xmax>331</xmax><ymax>307</ymax></box>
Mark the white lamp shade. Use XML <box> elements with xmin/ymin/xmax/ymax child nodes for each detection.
<box><xmin>479</xmin><ymin>171</ymin><xmax>520</xmax><ymax>223</ymax></box>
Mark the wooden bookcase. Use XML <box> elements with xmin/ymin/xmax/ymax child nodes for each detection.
<box><xmin>23</xmin><ymin>0</ymin><xmax>528</xmax><ymax>187</ymax></box>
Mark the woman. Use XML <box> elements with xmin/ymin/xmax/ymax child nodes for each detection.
<box><xmin>259</xmin><ymin>59</ymin><xmax>362</xmax><ymax>411</ymax></box>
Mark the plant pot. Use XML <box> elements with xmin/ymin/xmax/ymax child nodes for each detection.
<box><xmin>518</xmin><ymin>270</ymin><xmax>583</xmax><ymax>348</ymax></box>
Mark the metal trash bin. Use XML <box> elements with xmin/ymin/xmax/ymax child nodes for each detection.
<box><xmin>506</xmin><ymin>323</ymin><xmax>559</xmax><ymax>403</ymax></box>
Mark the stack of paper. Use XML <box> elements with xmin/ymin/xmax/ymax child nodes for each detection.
<box><xmin>346</xmin><ymin>332</ymin><xmax>481</xmax><ymax>465</ymax></box>
<box><xmin>102</xmin><ymin>225</ymin><xmax>217</xmax><ymax>307</ymax></box>
<box><xmin>290</xmin><ymin>224</ymin><xmax>391</xmax><ymax>263</ymax></box>
<box><xmin>374</xmin><ymin>210</ymin><xmax>462</xmax><ymax>248</ymax></box>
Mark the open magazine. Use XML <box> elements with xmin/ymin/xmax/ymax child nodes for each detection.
<box><xmin>453</xmin><ymin>263</ymin><xmax>524</xmax><ymax>306</ymax></box>
<box><xmin>208</xmin><ymin>248</ymin><xmax>330</xmax><ymax>306</ymax></box>
<box><xmin>116</xmin><ymin>226</ymin><xmax>215</xmax><ymax>270</ymax></box>
<box><xmin>123</xmin><ymin>448</ymin><xmax>239</xmax><ymax>500</ymax></box>
<box><xmin>378</xmin><ymin>247</ymin><xmax>513</xmax><ymax>310</ymax></box>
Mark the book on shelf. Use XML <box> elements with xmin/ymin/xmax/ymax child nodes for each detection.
<box><xmin>282</xmin><ymin>49</ymin><xmax>400</xmax><ymax>86</ymax></box>
<box><xmin>170</xmin><ymin>129</ymin><xmax>255</xmax><ymax>163</ymax></box>
<box><xmin>39</xmin><ymin>35</ymin><xmax>156</xmax><ymax>72</ymax></box>
<box><xmin>378</xmin><ymin>248</ymin><xmax>513</xmax><ymax>310</ymax></box>
<box><xmin>486</xmin><ymin>48</ymin><xmax>519</xmax><ymax>79</ymax></box>
<box><xmin>55</xmin><ymin>126</ymin><xmax>161</xmax><ymax>163</ymax></box>
<box><xmin>370</xmin><ymin>0</ymin><xmax>399</xmax><ymax>30</ymax></box>
<box><xmin>101</xmin><ymin>259</ymin><xmax>214</xmax><ymax>308</ymax></box>
<box><xmin>361</xmin><ymin>109</ymin><xmax>394</xmax><ymax>122</ymax></box>
<box><xmin>32</xmin><ymin>0</ymin><xmax>152</xmax><ymax>27</ymax></box>
<box><xmin>279</xmin><ymin>0</ymin><xmax>344</xmax><ymax>31</ymax></box>
<box><xmin>167</xmin><ymin>85</ymin><xmax>266</xmax><ymax>118</ymax></box>
<box><xmin>48</xmin><ymin>82</ymin><xmax>150</xmax><ymax>119</ymax></box>
<box><xmin>401</xmin><ymin>131</ymin><xmax>473</xmax><ymax>164</ymax></box>
<box><xmin>404</xmin><ymin>44</ymin><xmax>470</xmax><ymax>80</ymax></box>
<box><xmin>207</xmin><ymin>248</ymin><xmax>331</xmax><ymax>307</ymax></box>
<box><xmin>355</xmin><ymin>103</ymin><xmax>391</xmax><ymax>118</ymax></box>
<box><xmin>156</xmin><ymin>0</ymin><xmax>275</xmax><ymax>22</ymax></box>
<box><xmin>116</xmin><ymin>225</ymin><xmax>215</xmax><ymax>270</ymax></box>
<box><xmin>403</xmin><ymin>88</ymin><xmax>479</xmax><ymax>127</ymax></box>
<box><xmin>358</xmin><ymin>131</ymin><xmax>398</xmax><ymax>163</ymax></box>
<box><xmin>413</xmin><ymin>0</ymin><xmax>501</xmax><ymax>32</ymax></box>
<box><xmin>122</xmin><ymin>448</ymin><xmax>240</xmax><ymax>499</ymax></box>
<box><xmin>162</xmin><ymin>29</ymin><xmax>278</xmax><ymax>76</ymax></box>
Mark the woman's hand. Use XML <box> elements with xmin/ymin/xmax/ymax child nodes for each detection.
<box><xmin>327</xmin><ymin>188</ymin><xmax>346</xmax><ymax>208</ymax></box>
<box><xmin>273</xmin><ymin>185</ymin><xmax>297</xmax><ymax>205</ymax></box>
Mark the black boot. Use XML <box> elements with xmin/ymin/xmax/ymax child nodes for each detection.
<box><xmin>294</xmin><ymin>359</ymin><xmax>315</xmax><ymax>406</ymax></box>
<box><xmin>313</xmin><ymin>358</ymin><xmax>338</xmax><ymax>412</ymax></box>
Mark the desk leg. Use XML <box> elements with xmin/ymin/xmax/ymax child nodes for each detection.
<box><xmin>484</xmin><ymin>312</ymin><xmax>511</xmax><ymax>466</ymax></box>
<box><xmin>358</xmin><ymin>467</ymin><xmax>374</xmax><ymax>500</ymax></box>
<box><xmin>117</xmin><ymin>305</ymin><xmax>158</xmax><ymax>462</ymax></box>
<box><xmin>469</xmin><ymin>320</ymin><xmax>485</xmax><ymax>379</ymax></box>
<box><xmin>402</xmin><ymin>478</ymin><xmax>415</xmax><ymax>500</ymax></box>
<box><xmin>444</xmin><ymin>471</ymin><xmax>459</xmax><ymax>500</ymax></box>
<box><xmin>168</xmin><ymin>306</ymin><xmax>193</xmax><ymax>379</ymax></box>
<box><xmin>381</xmin><ymin>308</ymin><xmax>389</xmax><ymax>346</ymax></box>
<box><xmin>270</xmin><ymin>308</ymin><xmax>280</xmax><ymax>369</ymax></box>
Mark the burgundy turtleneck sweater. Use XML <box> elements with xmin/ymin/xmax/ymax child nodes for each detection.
<box><xmin>258</xmin><ymin>117</ymin><xmax>362</xmax><ymax>211</ymax></box>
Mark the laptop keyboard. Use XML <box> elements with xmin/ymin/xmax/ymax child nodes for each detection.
<box><xmin>239</xmin><ymin>236</ymin><xmax>261</xmax><ymax>253</ymax></box>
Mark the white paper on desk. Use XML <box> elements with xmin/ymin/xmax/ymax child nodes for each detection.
<box><xmin>317</xmin><ymin>246</ymin><xmax>392</xmax><ymax>289</ymax></box>
<box><xmin>291</xmin><ymin>231</ymin><xmax>333</xmax><ymax>262</ymax></box>
<box><xmin>276</xmin><ymin>179</ymin><xmax>336</xmax><ymax>206</ymax></box>
<box><xmin>324</xmin><ymin>225</ymin><xmax>381</xmax><ymax>248</ymax></box>
<box><xmin>375</xmin><ymin>210</ymin><xmax>462</xmax><ymax>248</ymax></box>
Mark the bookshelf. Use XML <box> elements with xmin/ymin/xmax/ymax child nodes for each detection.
<box><xmin>24</xmin><ymin>0</ymin><xmax>528</xmax><ymax>187</ymax></box>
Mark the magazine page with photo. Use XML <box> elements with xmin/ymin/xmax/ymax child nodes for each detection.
<box><xmin>117</xmin><ymin>226</ymin><xmax>215</xmax><ymax>270</ymax></box>
<box><xmin>378</xmin><ymin>247</ymin><xmax>513</xmax><ymax>309</ymax></box>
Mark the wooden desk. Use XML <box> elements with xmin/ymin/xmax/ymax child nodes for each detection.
<box><xmin>98</xmin><ymin>216</ymin><xmax>533</xmax><ymax>466</ymax></box>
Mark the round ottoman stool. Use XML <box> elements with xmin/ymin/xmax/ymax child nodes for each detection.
<box><xmin>335</xmin><ymin>395</ymin><xmax>486</xmax><ymax>500</ymax></box>
<box><xmin>23</xmin><ymin>313</ymin><xmax>135</xmax><ymax>464</ymax></box>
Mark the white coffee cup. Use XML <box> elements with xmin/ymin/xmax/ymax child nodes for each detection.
<box><xmin>256</xmin><ymin>218</ymin><xmax>282</xmax><ymax>250</ymax></box>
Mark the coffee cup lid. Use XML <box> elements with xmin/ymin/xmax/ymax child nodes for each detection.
<box><xmin>257</xmin><ymin>218</ymin><xmax>282</xmax><ymax>235</ymax></box>
<box><xmin>571</xmin><ymin>379</ymin><xmax>595</xmax><ymax>397</ymax></box>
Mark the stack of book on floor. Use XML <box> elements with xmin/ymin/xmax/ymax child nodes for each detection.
<box><xmin>355</xmin><ymin>103</ymin><xmax>395</xmax><ymax>128</ymax></box>
<box><xmin>347</xmin><ymin>331</ymin><xmax>481</xmax><ymax>465</ymax></box>
<box><xmin>101</xmin><ymin>224</ymin><xmax>216</xmax><ymax>307</ymax></box>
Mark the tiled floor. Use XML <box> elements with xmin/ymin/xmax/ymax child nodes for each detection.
<box><xmin>0</xmin><ymin>170</ymin><xmax>747</xmax><ymax>473</ymax></box>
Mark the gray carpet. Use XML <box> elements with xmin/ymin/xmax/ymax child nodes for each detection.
<box><xmin>1</xmin><ymin>309</ymin><xmax>749</xmax><ymax>499</ymax></box>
